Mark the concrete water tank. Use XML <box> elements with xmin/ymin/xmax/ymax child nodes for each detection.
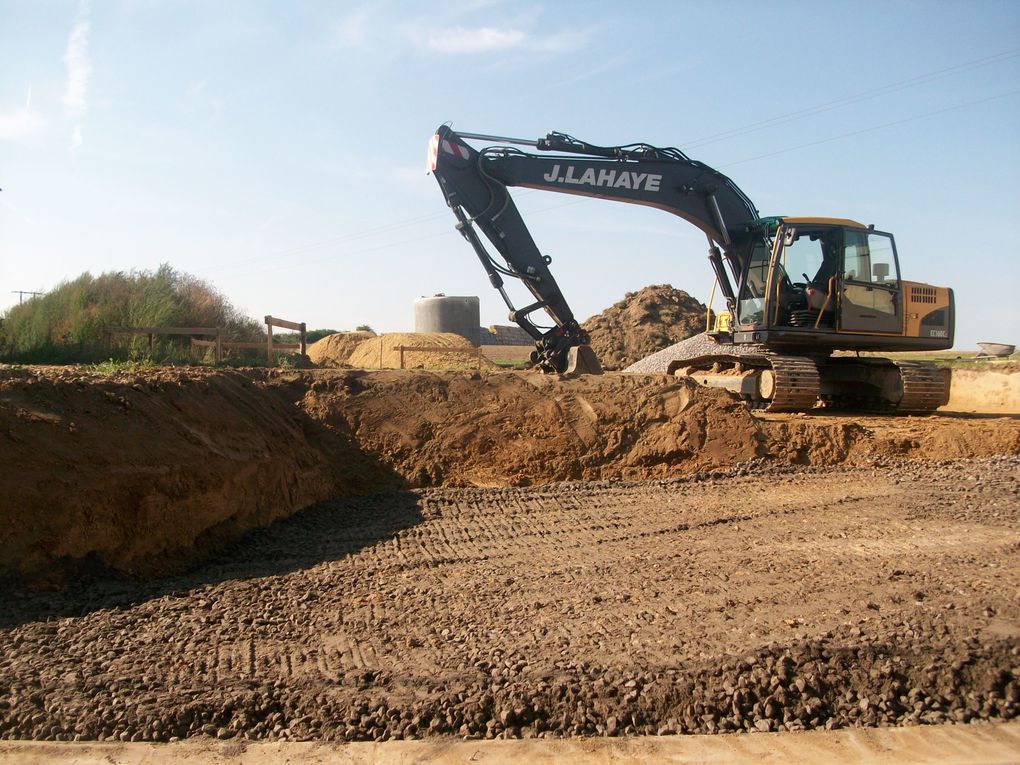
<box><xmin>414</xmin><ymin>294</ymin><xmax>480</xmax><ymax>346</ymax></box>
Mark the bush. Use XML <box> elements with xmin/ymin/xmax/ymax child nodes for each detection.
<box><xmin>273</xmin><ymin>328</ymin><xmax>339</xmax><ymax>345</ymax></box>
<box><xmin>0</xmin><ymin>265</ymin><xmax>263</xmax><ymax>364</ymax></box>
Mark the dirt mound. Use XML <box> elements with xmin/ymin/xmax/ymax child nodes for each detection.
<box><xmin>0</xmin><ymin>366</ymin><xmax>397</xmax><ymax>582</ymax></box>
<box><xmin>295</xmin><ymin>370</ymin><xmax>761</xmax><ymax>487</ymax></box>
<box><xmin>582</xmin><ymin>285</ymin><xmax>709</xmax><ymax>371</ymax></box>
<box><xmin>305</xmin><ymin>331</ymin><xmax>375</xmax><ymax>367</ymax></box>
<box><xmin>346</xmin><ymin>332</ymin><xmax>494</xmax><ymax>370</ymax></box>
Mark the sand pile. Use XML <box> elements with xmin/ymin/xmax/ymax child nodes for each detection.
<box><xmin>306</xmin><ymin>331</ymin><xmax>375</xmax><ymax>367</ymax></box>
<box><xmin>347</xmin><ymin>332</ymin><xmax>495</xmax><ymax>370</ymax></box>
<box><xmin>582</xmin><ymin>285</ymin><xmax>709</xmax><ymax>370</ymax></box>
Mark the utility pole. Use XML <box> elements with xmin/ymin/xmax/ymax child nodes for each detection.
<box><xmin>11</xmin><ymin>290</ymin><xmax>43</xmax><ymax>304</ymax></box>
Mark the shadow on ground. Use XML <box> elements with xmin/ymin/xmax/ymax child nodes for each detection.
<box><xmin>0</xmin><ymin>490</ymin><xmax>424</xmax><ymax>629</ymax></box>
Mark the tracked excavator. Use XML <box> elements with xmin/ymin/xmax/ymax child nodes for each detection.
<box><xmin>427</xmin><ymin>126</ymin><xmax>954</xmax><ymax>412</ymax></box>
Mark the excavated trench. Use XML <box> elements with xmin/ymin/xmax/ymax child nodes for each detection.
<box><xmin>3</xmin><ymin>365</ymin><xmax>1018</xmax><ymax>581</ymax></box>
<box><xmin>1</xmin><ymin>364</ymin><xmax>1018</xmax><ymax>742</ymax></box>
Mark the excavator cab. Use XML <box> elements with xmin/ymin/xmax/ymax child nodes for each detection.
<box><xmin>731</xmin><ymin>218</ymin><xmax>948</xmax><ymax>353</ymax></box>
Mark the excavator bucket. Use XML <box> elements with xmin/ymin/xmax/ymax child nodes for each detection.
<box><xmin>563</xmin><ymin>345</ymin><xmax>603</xmax><ymax>376</ymax></box>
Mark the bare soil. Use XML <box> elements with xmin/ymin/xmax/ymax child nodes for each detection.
<box><xmin>0</xmin><ymin>458</ymin><xmax>1017</xmax><ymax>743</ymax></box>
<box><xmin>2</xmin><ymin>365</ymin><xmax>1018</xmax><ymax>582</ymax></box>
<box><xmin>0</xmin><ymin>363</ymin><xmax>1017</xmax><ymax>747</ymax></box>
<box><xmin>5</xmin><ymin>723</ymin><xmax>1020</xmax><ymax>764</ymax></box>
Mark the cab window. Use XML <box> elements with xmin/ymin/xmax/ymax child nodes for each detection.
<box><xmin>843</xmin><ymin>232</ymin><xmax>898</xmax><ymax>285</ymax></box>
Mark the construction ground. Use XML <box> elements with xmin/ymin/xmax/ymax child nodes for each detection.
<box><xmin>1</xmin><ymin>356</ymin><xmax>1018</xmax><ymax>764</ymax></box>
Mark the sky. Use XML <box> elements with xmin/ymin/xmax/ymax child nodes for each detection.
<box><xmin>1</xmin><ymin>0</ymin><xmax>1018</xmax><ymax>350</ymax></box>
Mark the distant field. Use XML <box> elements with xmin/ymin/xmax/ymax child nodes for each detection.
<box><xmin>481</xmin><ymin>344</ymin><xmax>533</xmax><ymax>366</ymax></box>
<box><xmin>857</xmin><ymin>350</ymin><xmax>1018</xmax><ymax>369</ymax></box>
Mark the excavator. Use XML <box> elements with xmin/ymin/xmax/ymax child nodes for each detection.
<box><xmin>427</xmin><ymin>125</ymin><xmax>954</xmax><ymax>412</ymax></box>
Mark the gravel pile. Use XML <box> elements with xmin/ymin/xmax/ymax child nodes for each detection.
<box><xmin>623</xmin><ymin>333</ymin><xmax>766</xmax><ymax>374</ymax></box>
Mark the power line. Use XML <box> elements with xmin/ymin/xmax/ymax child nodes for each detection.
<box><xmin>10</xmin><ymin>290</ymin><xmax>43</xmax><ymax>304</ymax></box>
<box><xmin>199</xmin><ymin>209</ymin><xmax>455</xmax><ymax>276</ymax></box>
<box><xmin>722</xmin><ymin>88</ymin><xmax>1020</xmax><ymax>169</ymax></box>
<box><xmin>200</xmin><ymin>49</ymin><xmax>1020</xmax><ymax>279</ymax></box>
<box><xmin>683</xmin><ymin>47</ymin><xmax>1020</xmax><ymax>150</ymax></box>
<box><xmin>218</xmin><ymin>82</ymin><xmax>1018</xmax><ymax>281</ymax></box>
<box><xmin>220</xmin><ymin>197</ymin><xmax>585</xmax><ymax>281</ymax></box>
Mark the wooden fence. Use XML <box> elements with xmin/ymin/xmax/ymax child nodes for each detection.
<box><xmin>107</xmin><ymin>315</ymin><xmax>306</xmax><ymax>366</ymax></box>
<box><xmin>106</xmin><ymin>326</ymin><xmax>222</xmax><ymax>359</ymax></box>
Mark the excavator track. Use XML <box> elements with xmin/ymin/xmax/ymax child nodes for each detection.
<box><xmin>892</xmin><ymin>361</ymin><xmax>951</xmax><ymax>413</ymax></box>
<box><xmin>668</xmin><ymin>353</ymin><xmax>821</xmax><ymax>412</ymax></box>
<box><xmin>762</xmin><ymin>356</ymin><xmax>821</xmax><ymax>412</ymax></box>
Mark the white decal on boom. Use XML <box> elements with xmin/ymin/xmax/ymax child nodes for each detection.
<box><xmin>542</xmin><ymin>164</ymin><xmax>662</xmax><ymax>193</ymax></box>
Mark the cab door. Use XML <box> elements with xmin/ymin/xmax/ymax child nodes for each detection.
<box><xmin>838</xmin><ymin>230</ymin><xmax>903</xmax><ymax>334</ymax></box>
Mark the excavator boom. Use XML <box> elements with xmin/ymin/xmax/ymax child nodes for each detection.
<box><xmin>429</xmin><ymin>125</ymin><xmax>760</xmax><ymax>372</ymax></box>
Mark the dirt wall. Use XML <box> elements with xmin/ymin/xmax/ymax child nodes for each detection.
<box><xmin>946</xmin><ymin>368</ymin><xmax>1020</xmax><ymax>413</ymax></box>
<box><xmin>2</xmin><ymin>365</ymin><xmax>1018</xmax><ymax>583</ymax></box>
<box><xmin>292</xmin><ymin>370</ymin><xmax>762</xmax><ymax>488</ymax></box>
<box><xmin>0</xmin><ymin>367</ymin><xmax>396</xmax><ymax>582</ymax></box>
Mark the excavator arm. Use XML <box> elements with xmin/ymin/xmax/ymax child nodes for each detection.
<box><xmin>428</xmin><ymin>125</ymin><xmax>762</xmax><ymax>372</ymax></box>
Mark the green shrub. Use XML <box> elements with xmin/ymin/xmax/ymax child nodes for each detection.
<box><xmin>0</xmin><ymin>265</ymin><xmax>263</xmax><ymax>364</ymax></box>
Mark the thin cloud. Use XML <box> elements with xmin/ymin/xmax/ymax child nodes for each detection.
<box><xmin>63</xmin><ymin>3</ymin><xmax>91</xmax><ymax>154</ymax></box>
<box><xmin>0</xmin><ymin>89</ymin><xmax>46</xmax><ymax>140</ymax></box>
<box><xmin>425</xmin><ymin>26</ymin><xmax>525</xmax><ymax>54</ymax></box>
<box><xmin>418</xmin><ymin>23</ymin><xmax>591</xmax><ymax>55</ymax></box>
<box><xmin>336</xmin><ymin>7</ymin><xmax>370</xmax><ymax>47</ymax></box>
<box><xmin>63</xmin><ymin>19</ymin><xmax>91</xmax><ymax>118</ymax></box>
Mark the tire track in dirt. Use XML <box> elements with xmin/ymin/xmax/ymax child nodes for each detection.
<box><xmin>1</xmin><ymin>458</ymin><xmax>1017</xmax><ymax>742</ymax></box>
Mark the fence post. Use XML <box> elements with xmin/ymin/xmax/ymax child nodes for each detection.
<box><xmin>400</xmin><ymin>346</ymin><xmax>405</xmax><ymax>369</ymax></box>
<box><xmin>265</xmin><ymin>316</ymin><xmax>273</xmax><ymax>364</ymax></box>
<box><xmin>215</xmin><ymin>329</ymin><xmax>222</xmax><ymax>363</ymax></box>
<box><xmin>299</xmin><ymin>323</ymin><xmax>307</xmax><ymax>356</ymax></box>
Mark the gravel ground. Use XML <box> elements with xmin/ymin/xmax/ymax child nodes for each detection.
<box><xmin>1</xmin><ymin>457</ymin><xmax>1017</xmax><ymax>743</ymax></box>
<box><xmin>623</xmin><ymin>333</ymin><xmax>766</xmax><ymax>373</ymax></box>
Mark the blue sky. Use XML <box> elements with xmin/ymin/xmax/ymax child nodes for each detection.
<box><xmin>1</xmin><ymin>0</ymin><xmax>1018</xmax><ymax>349</ymax></box>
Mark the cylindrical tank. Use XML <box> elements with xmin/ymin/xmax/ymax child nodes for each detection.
<box><xmin>414</xmin><ymin>294</ymin><xmax>480</xmax><ymax>346</ymax></box>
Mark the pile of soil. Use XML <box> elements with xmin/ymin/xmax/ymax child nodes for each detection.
<box><xmin>0</xmin><ymin>366</ymin><xmax>397</xmax><ymax>582</ymax></box>
<box><xmin>295</xmin><ymin>370</ymin><xmax>760</xmax><ymax>488</ymax></box>
<box><xmin>306</xmin><ymin>331</ymin><xmax>375</xmax><ymax>368</ymax></box>
<box><xmin>346</xmin><ymin>333</ymin><xmax>494</xmax><ymax>371</ymax></box>
<box><xmin>582</xmin><ymin>285</ymin><xmax>709</xmax><ymax>371</ymax></box>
